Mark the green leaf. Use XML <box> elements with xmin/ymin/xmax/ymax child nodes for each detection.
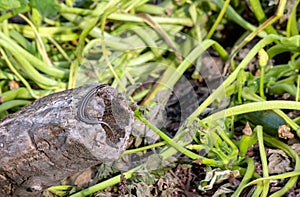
<box><xmin>287</xmin><ymin>0</ymin><xmax>299</xmax><ymax>37</ymax></box>
<box><xmin>29</xmin><ymin>0</ymin><xmax>59</xmax><ymax>19</ymax></box>
<box><xmin>0</xmin><ymin>0</ymin><xmax>28</xmax><ymax>12</ymax></box>
<box><xmin>31</xmin><ymin>7</ymin><xmax>42</xmax><ymax>25</ymax></box>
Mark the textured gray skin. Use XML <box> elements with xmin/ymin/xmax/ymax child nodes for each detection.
<box><xmin>0</xmin><ymin>83</ymin><xmax>133</xmax><ymax>196</ymax></box>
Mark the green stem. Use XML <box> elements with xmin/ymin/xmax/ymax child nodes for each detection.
<box><xmin>67</xmin><ymin>2</ymin><xmax>109</xmax><ymax>88</ymax></box>
<box><xmin>241</xmin><ymin>88</ymin><xmax>300</xmax><ymax>137</ymax></box>
<box><xmin>143</xmin><ymin>39</ymin><xmax>228</xmax><ymax>105</ymax></box>
<box><xmin>187</xmin><ymin>34</ymin><xmax>282</xmax><ymax>121</ymax></box>
<box><xmin>100</xmin><ymin>3</ymin><xmax>126</xmax><ymax>91</ymax></box>
<box><xmin>239</xmin><ymin>131</ymin><xmax>258</xmax><ymax>158</ymax></box>
<box><xmin>206</xmin><ymin>0</ymin><xmax>230</xmax><ymax>39</ymax></box>
<box><xmin>0</xmin><ymin>40</ymin><xmax>64</xmax><ymax>88</ymax></box>
<box><xmin>297</xmin><ymin>75</ymin><xmax>300</xmax><ymax>102</ymax></box>
<box><xmin>252</xmin><ymin>184</ymin><xmax>264</xmax><ymax>196</ymax></box>
<box><xmin>18</xmin><ymin>14</ymin><xmax>52</xmax><ymax>66</ymax></box>
<box><xmin>259</xmin><ymin>65</ymin><xmax>266</xmax><ymax>99</ymax></box>
<box><xmin>232</xmin><ymin>158</ymin><xmax>255</xmax><ymax>197</ymax></box>
<box><xmin>256</xmin><ymin>126</ymin><xmax>269</xmax><ymax>197</ymax></box>
<box><xmin>216</xmin><ymin>127</ymin><xmax>238</xmax><ymax>160</ymax></box>
<box><xmin>135</xmin><ymin>4</ymin><xmax>165</xmax><ymax>15</ymax></box>
<box><xmin>122</xmin><ymin>141</ymin><xmax>167</xmax><ymax>155</ymax></box>
<box><xmin>59</xmin><ymin>6</ymin><xmax>193</xmax><ymax>27</ymax></box>
<box><xmin>249</xmin><ymin>0</ymin><xmax>277</xmax><ymax>34</ymax></box>
<box><xmin>213</xmin><ymin>0</ymin><xmax>267</xmax><ymax>38</ymax></box>
<box><xmin>264</xmin><ymin>135</ymin><xmax>300</xmax><ymax>197</ymax></box>
<box><xmin>0</xmin><ymin>48</ymin><xmax>38</xmax><ymax>98</ymax></box>
<box><xmin>234</xmin><ymin>135</ymin><xmax>300</xmax><ymax>196</ymax></box>
<box><xmin>48</xmin><ymin>37</ymin><xmax>72</xmax><ymax>62</ymax></box>
<box><xmin>204</xmin><ymin>100</ymin><xmax>300</xmax><ymax>123</ymax></box>
<box><xmin>70</xmin><ymin>165</ymin><xmax>143</xmax><ymax>197</ymax></box>
<box><xmin>286</xmin><ymin>0</ymin><xmax>299</xmax><ymax>37</ymax></box>
<box><xmin>0</xmin><ymin>100</ymin><xmax>31</xmax><ymax>113</ymax></box>
<box><xmin>1</xmin><ymin>88</ymin><xmax>48</xmax><ymax>102</ymax></box>
<box><xmin>134</xmin><ymin>110</ymin><xmax>220</xmax><ymax>165</ymax></box>
<box><xmin>3</xmin><ymin>24</ymin><xmax>79</xmax><ymax>41</ymax></box>
<box><xmin>0</xmin><ymin>31</ymin><xmax>67</xmax><ymax>79</ymax></box>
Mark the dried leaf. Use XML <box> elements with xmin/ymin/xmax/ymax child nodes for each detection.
<box><xmin>278</xmin><ymin>125</ymin><xmax>294</xmax><ymax>139</ymax></box>
<box><xmin>243</xmin><ymin>122</ymin><xmax>252</xmax><ymax>136</ymax></box>
<box><xmin>198</xmin><ymin>167</ymin><xmax>240</xmax><ymax>192</ymax></box>
<box><xmin>268</xmin><ymin>149</ymin><xmax>293</xmax><ymax>174</ymax></box>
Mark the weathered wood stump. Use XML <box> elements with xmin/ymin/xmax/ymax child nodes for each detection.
<box><xmin>0</xmin><ymin>83</ymin><xmax>133</xmax><ymax>196</ymax></box>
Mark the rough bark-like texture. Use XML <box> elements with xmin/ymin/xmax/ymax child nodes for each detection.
<box><xmin>0</xmin><ymin>83</ymin><xmax>133</xmax><ymax>196</ymax></box>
